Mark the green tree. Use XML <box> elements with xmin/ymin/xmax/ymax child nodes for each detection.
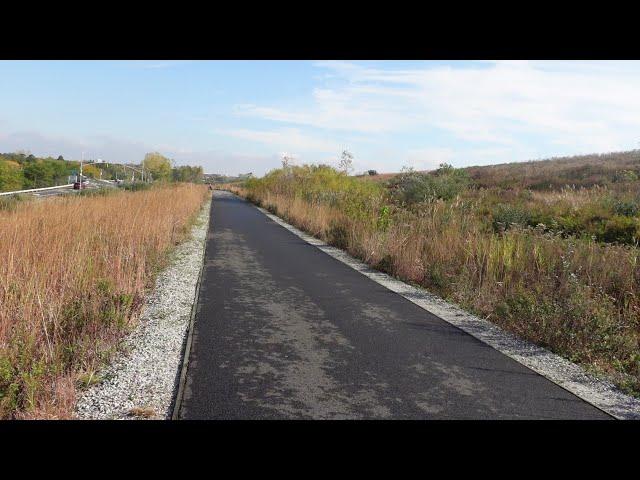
<box><xmin>339</xmin><ymin>150</ymin><xmax>354</xmax><ymax>175</ymax></box>
<box><xmin>143</xmin><ymin>152</ymin><xmax>172</xmax><ymax>181</ymax></box>
<box><xmin>0</xmin><ymin>160</ymin><xmax>25</xmax><ymax>192</ymax></box>
<box><xmin>82</xmin><ymin>164</ymin><xmax>102</xmax><ymax>179</ymax></box>
<box><xmin>172</xmin><ymin>165</ymin><xmax>204</xmax><ymax>183</ymax></box>
<box><xmin>23</xmin><ymin>160</ymin><xmax>70</xmax><ymax>188</ymax></box>
<box><xmin>23</xmin><ymin>161</ymin><xmax>53</xmax><ymax>188</ymax></box>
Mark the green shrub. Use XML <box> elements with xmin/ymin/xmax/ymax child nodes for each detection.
<box><xmin>613</xmin><ymin>200</ymin><xmax>640</xmax><ymax>217</ymax></box>
<box><xmin>491</xmin><ymin>204</ymin><xmax>532</xmax><ymax>232</ymax></box>
<box><xmin>613</xmin><ymin>170</ymin><xmax>639</xmax><ymax>183</ymax></box>
<box><xmin>377</xmin><ymin>205</ymin><xmax>391</xmax><ymax>231</ymax></box>
<box><xmin>597</xmin><ymin>216</ymin><xmax>639</xmax><ymax>245</ymax></box>
<box><xmin>388</xmin><ymin>164</ymin><xmax>470</xmax><ymax>205</ymax></box>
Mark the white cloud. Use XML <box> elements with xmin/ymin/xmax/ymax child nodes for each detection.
<box><xmin>237</xmin><ymin>60</ymin><xmax>640</xmax><ymax>162</ymax></box>
<box><xmin>217</xmin><ymin>127</ymin><xmax>342</xmax><ymax>154</ymax></box>
<box><xmin>235</xmin><ymin>87</ymin><xmax>420</xmax><ymax>134</ymax></box>
<box><xmin>0</xmin><ymin>130</ymin><xmax>94</xmax><ymax>158</ymax></box>
<box><xmin>406</xmin><ymin>147</ymin><xmax>455</xmax><ymax>170</ymax></box>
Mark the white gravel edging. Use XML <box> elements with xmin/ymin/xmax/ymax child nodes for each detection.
<box><xmin>254</xmin><ymin>202</ymin><xmax>640</xmax><ymax>420</ymax></box>
<box><xmin>75</xmin><ymin>198</ymin><xmax>211</xmax><ymax>420</ymax></box>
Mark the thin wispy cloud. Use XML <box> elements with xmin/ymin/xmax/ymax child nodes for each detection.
<box><xmin>217</xmin><ymin>127</ymin><xmax>343</xmax><ymax>154</ymax></box>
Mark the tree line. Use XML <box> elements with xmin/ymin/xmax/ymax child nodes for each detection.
<box><xmin>0</xmin><ymin>151</ymin><xmax>204</xmax><ymax>192</ymax></box>
<box><xmin>142</xmin><ymin>152</ymin><xmax>204</xmax><ymax>183</ymax></box>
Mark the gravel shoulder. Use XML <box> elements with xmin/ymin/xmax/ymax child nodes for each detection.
<box><xmin>75</xmin><ymin>197</ymin><xmax>211</xmax><ymax>420</ymax></box>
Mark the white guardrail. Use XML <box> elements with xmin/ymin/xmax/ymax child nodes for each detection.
<box><xmin>0</xmin><ymin>184</ymin><xmax>75</xmax><ymax>197</ymax></box>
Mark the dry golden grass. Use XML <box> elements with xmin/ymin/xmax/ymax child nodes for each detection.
<box><xmin>127</xmin><ymin>406</ymin><xmax>156</xmax><ymax>419</ymax></box>
<box><xmin>0</xmin><ymin>184</ymin><xmax>209</xmax><ymax>418</ymax></box>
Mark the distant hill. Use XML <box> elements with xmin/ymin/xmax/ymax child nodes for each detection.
<box><xmin>465</xmin><ymin>150</ymin><xmax>640</xmax><ymax>190</ymax></box>
<box><xmin>366</xmin><ymin>149</ymin><xmax>640</xmax><ymax>191</ymax></box>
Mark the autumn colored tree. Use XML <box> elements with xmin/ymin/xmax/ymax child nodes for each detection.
<box><xmin>142</xmin><ymin>152</ymin><xmax>173</xmax><ymax>181</ymax></box>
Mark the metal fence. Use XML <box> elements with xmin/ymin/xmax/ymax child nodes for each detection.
<box><xmin>0</xmin><ymin>184</ymin><xmax>74</xmax><ymax>197</ymax></box>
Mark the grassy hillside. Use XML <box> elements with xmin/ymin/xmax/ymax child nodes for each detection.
<box><xmin>367</xmin><ymin>149</ymin><xmax>640</xmax><ymax>189</ymax></box>
<box><xmin>465</xmin><ymin>150</ymin><xmax>640</xmax><ymax>190</ymax></box>
<box><xmin>365</xmin><ymin>150</ymin><xmax>640</xmax><ymax>246</ymax></box>
<box><xmin>233</xmin><ymin>152</ymin><xmax>640</xmax><ymax>397</ymax></box>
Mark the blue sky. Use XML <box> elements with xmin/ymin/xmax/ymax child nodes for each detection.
<box><xmin>1</xmin><ymin>60</ymin><xmax>639</xmax><ymax>175</ymax></box>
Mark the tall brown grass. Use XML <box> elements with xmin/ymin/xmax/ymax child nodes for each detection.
<box><xmin>0</xmin><ymin>184</ymin><xmax>209</xmax><ymax>418</ymax></box>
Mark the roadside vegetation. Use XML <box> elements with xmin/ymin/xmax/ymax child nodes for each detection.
<box><xmin>232</xmin><ymin>150</ymin><xmax>640</xmax><ymax>397</ymax></box>
<box><xmin>0</xmin><ymin>151</ymin><xmax>204</xmax><ymax>193</ymax></box>
<box><xmin>0</xmin><ymin>184</ymin><xmax>209</xmax><ymax>418</ymax></box>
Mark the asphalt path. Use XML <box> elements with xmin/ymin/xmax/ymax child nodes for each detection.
<box><xmin>177</xmin><ymin>191</ymin><xmax>611</xmax><ymax>419</ymax></box>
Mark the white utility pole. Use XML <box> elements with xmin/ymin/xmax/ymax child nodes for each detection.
<box><xmin>79</xmin><ymin>151</ymin><xmax>84</xmax><ymax>184</ymax></box>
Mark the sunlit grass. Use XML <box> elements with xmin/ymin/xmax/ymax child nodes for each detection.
<box><xmin>0</xmin><ymin>184</ymin><xmax>209</xmax><ymax>418</ymax></box>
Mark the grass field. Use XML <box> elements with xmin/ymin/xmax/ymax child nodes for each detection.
<box><xmin>0</xmin><ymin>184</ymin><xmax>209</xmax><ymax>418</ymax></box>
<box><xmin>232</xmin><ymin>150</ymin><xmax>640</xmax><ymax>397</ymax></box>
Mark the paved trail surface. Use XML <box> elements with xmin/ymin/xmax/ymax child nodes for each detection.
<box><xmin>177</xmin><ymin>191</ymin><xmax>610</xmax><ymax>419</ymax></box>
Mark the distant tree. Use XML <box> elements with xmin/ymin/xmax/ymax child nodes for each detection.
<box><xmin>0</xmin><ymin>160</ymin><xmax>25</xmax><ymax>192</ymax></box>
<box><xmin>23</xmin><ymin>159</ymin><xmax>70</xmax><ymax>188</ymax></box>
<box><xmin>191</xmin><ymin>166</ymin><xmax>204</xmax><ymax>183</ymax></box>
<box><xmin>339</xmin><ymin>150</ymin><xmax>354</xmax><ymax>175</ymax></box>
<box><xmin>172</xmin><ymin>165</ymin><xmax>204</xmax><ymax>183</ymax></box>
<box><xmin>57</xmin><ymin>155</ymin><xmax>64</xmax><ymax>162</ymax></box>
<box><xmin>23</xmin><ymin>161</ymin><xmax>53</xmax><ymax>188</ymax></box>
<box><xmin>142</xmin><ymin>152</ymin><xmax>172</xmax><ymax>181</ymax></box>
<box><xmin>281</xmin><ymin>153</ymin><xmax>293</xmax><ymax>170</ymax></box>
<box><xmin>435</xmin><ymin>163</ymin><xmax>455</xmax><ymax>175</ymax></box>
<box><xmin>368</xmin><ymin>170</ymin><xmax>378</xmax><ymax>176</ymax></box>
<box><xmin>82</xmin><ymin>164</ymin><xmax>102</xmax><ymax>179</ymax></box>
